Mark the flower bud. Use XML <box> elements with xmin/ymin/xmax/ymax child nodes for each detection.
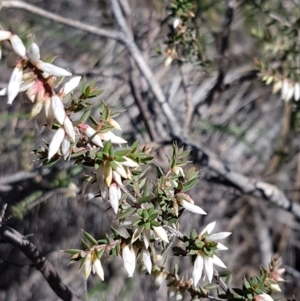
<box><xmin>63</xmin><ymin>116</ymin><xmax>75</xmax><ymax>142</ymax></box>
<box><xmin>51</xmin><ymin>95</ymin><xmax>66</xmax><ymax>125</ymax></box>
<box><xmin>122</xmin><ymin>245</ymin><xmax>136</xmax><ymax>277</ymax></box>
<box><xmin>0</xmin><ymin>30</ymin><xmax>11</xmax><ymax>41</ymax></box>
<box><xmin>27</xmin><ymin>42</ymin><xmax>40</xmax><ymax>63</ymax></box>
<box><xmin>10</xmin><ymin>35</ymin><xmax>26</xmax><ymax>57</ymax></box>
<box><xmin>48</xmin><ymin>128</ymin><xmax>65</xmax><ymax>160</ymax></box>
<box><xmin>61</xmin><ymin>76</ymin><xmax>81</xmax><ymax>95</ymax></box>
<box><xmin>37</xmin><ymin>61</ymin><xmax>72</xmax><ymax>77</ymax></box>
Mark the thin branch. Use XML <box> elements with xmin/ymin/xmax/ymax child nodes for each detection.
<box><xmin>0</xmin><ymin>205</ymin><xmax>83</xmax><ymax>301</ymax></box>
<box><xmin>0</xmin><ymin>0</ymin><xmax>122</xmax><ymax>41</ymax></box>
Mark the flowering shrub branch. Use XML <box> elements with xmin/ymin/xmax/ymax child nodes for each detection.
<box><xmin>0</xmin><ymin>20</ymin><xmax>291</xmax><ymax>301</ymax></box>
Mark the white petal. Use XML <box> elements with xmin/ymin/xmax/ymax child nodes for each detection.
<box><xmin>216</xmin><ymin>243</ymin><xmax>228</xmax><ymax>250</ymax></box>
<box><xmin>109</xmin><ymin>183</ymin><xmax>120</xmax><ymax>214</ymax></box>
<box><xmin>112</xmin><ymin>171</ymin><xmax>123</xmax><ymax>186</ymax></box>
<box><xmin>51</xmin><ymin>95</ymin><xmax>66</xmax><ymax>125</ymax></box>
<box><xmin>0</xmin><ymin>87</ymin><xmax>7</xmax><ymax>96</ymax></box>
<box><xmin>131</xmin><ymin>226</ymin><xmax>144</xmax><ymax>244</ymax></box>
<box><xmin>294</xmin><ymin>83</ymin><xmax>300</xmax><ymax>101</ymax></box>
<box><xmin>44</xmin><ymin>97</ymin><xmax>54</xmax><ymax>128</ymax></box>
<box><xmin>78</xmin><ymin>124</ymin><xmax>103</xmax><ymax>147</ymax></box>
<box><xmin>61</xmin><ymin>137</ymin><xmax>70</xmax><ymax>160</ymax></box>
<box><xmin>38</xmin><ymin>61</ymin><xmax>72</xmax><ymax>77</ymax></box>
<box><xmin>143</xmin><ymin>230</ymin><xmax>150</xmax><ymax>249</ymax></box>
<box><xmin>192</xmin><ymin>254</ymin><xmax>203</xmax><ymax>286</ymax></box>
<box><xmin>19</xmin><ymin>80</ymin><xmax>34</xmax><ymax>92</ymax></box>
<box><xmin>285</xmin><ymin>83</ymin><xmax>294</xmax><ymax>102</ymax></box>
<box><xmin>173</xmin><ymin>17</ymin><xmax>180</xmax><ymax>29</ymax></box>
<box><xmin>93</xmin><ymin>259</ymin><xmax>104</xmax><ymax>281</ymax></box>
<box><xmin>200</xmin><ymin>221</ymin><xmax>216</xmax><ymax>236</ymax></box>
<box><xmin>281</xmin><ymin>79</ymin><xmax>289</xmax><ymax>100</ymax></box>
<box><xmin>142</xmin><ymin>250</ymin><xmax>152</xmax><ymax>274</ymax></box>
<box><xmin>27</xmin><ymin>42</ymin><xmax>40</xmax><ymax>63</ymax></box>
<box><xmin>121</xmin><ymin>157</ymin><xmax>139</xmax><ymax>168</ymax></box>
<box><xmin>30</xmin><ymin>101</ymin><xmax>43</xmax><ymax>118</ymax></box>
<box><xmin>7</xmin><ymin>66</ymin><xmax>23</xmax><ymax>104</ymax></box>
<box><xmin>122</xmin><ymin>245</ymin><xmax>136</xmax><ymax>277</ymax></box>
<box><xmin>84</xmin><ymin>253</ymin><xmax>92</xmax><ymax>279</ymax></box>
<box><xmin>180</xmin><ymin>199</ymin><xmax>207</xmax><ymax>215</ymax></box>
<box><xmin>114</xmin><ymin>161</ymin><xmax>128</xmax><ymax>179</ymax></box>
<box><xmin>204</xmin><ymin>257</ymin><xmax>214</xmax><ymax>283</ymax></box>
<box><xmin>208</xmin><ymin>232</ymin><xmax>231</xmax><ymax>241</ymax></box>
<box><xmin>61</xmin><ymin>76</ymin><xmax>81</xmax><ymax>95</ymax></box>
<box><xmin>48</xmin><ymin>128</ymin><xmax>65</xmax><ymax>160</ymax></box>
<box><xmin>63</xmin><ymin>116</ymin><xmax>75</xmax><ymax>142</ymax></box>
<box><xmin>10</xmin><ymin>35</ymin><xmax>26</xmax><ymax>57</ymax></box>
<box><xmin>152</xmin><ymin>226</ymin><xmax>169</xmax><ymax>243</ymax></box>
<box><xmin>99</xmin><ymin>131</ymin><xmax>127</xmax><ymax>144</ymax></box>
<box><xmin>0</xmin><ymin>30</ymin><xmax>11</xmax><ymax>41</ymax></box>
<box><xmin>212</xmin><ymin>255</ymin><xmax>227</xmax><ymax>268</ymax></box>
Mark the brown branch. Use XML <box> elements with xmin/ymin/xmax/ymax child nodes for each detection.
<box><xmin>0</xmin><ymin>0</ymin><xmax>122</xmax><ymax>41</ymax></box>
<box><xmin>0</xmin><ymin>205</ymin><xmax>84</xmax><ymax>301</ymax></box>
<box><xmin>179</xmin><ymin>62</ymin><xmax>194</xmax><ymax>133</ymax></box>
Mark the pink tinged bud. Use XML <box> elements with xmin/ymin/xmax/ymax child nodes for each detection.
<box><xmin>7</xmin><ymin>65</ymin><xmax>23</xmax><ymax>104</ymax></box>
<box><xmin>78</xmin><ymin>124</ymin><xmax>103</xmax><ymax>147</ymax></box>
<box><xmin>179</xmin><ymin>199</ymin><xmax>207</xmax><ymax>215</ymax></box>
<box><xmin>26</xmin><ymin>82</ymin><xmax>39</xmax><ymax>102</ymax></box>
<box><xmin>48</xmin><ymin>127</ymin><xmax>65</xmax><ymax>160</ymax></box>
<box><xmin>30</xmin><ymin>101</ymin><xmax>43</xmax><ymax>118</ymax></box>
<box><xmin>92</xmin><ymin>259</ymin><xmax>104</xmax><ymax>281</ymax></box>
<box><xmin>27</xmin><ymin>42</ymin><xmax>40</xmax><ymax>63</ymax></box>
<box><xmin>61</xmin><ymin>76</ymin><xmax>81</xmax><ymax>95</ymax></box>
<box><xmin>0</xmin><ymin>30</ymin><xmax>11</xmax><ymax>41</ymax></box>
<box><xmin>122</xmin><ymin>245</ymin><xmax>136</xmax><ymax>277</ymax></box>
<box><xmin>254</xmin><ymin>293</ymin><xmax>274</xmax><ymax>301</ymax></box>
<box><xmin>37</xmin><ymin>61</ymin><xmax>72</xmax><ymax>77</ymax></box>
<box><xmin>63</xmin><ymin>116</ymin><xmax>75</xmax><ymax>142</ymax></box>
<box><xmin>108</xmin><ymin>183</ymin><xmax>120</xmax><ymax>214</ymax></box>
<box><xmin>152</xmin><ymin>226</ymin><xmax>169</xmax><ymax>243</ymax></box>
<box><xmin>142</xmin><ymin>250</ymin><xmax>152</xmax><ymax>274</ymax></box>
<box><xmin>84</xmin><ymin>253</ymin><xmax>92</xmax><ymax>279</ymax></box>
<box><xmin>99</xmin><ymin>131</ymin><xmax>127</xmax><ymax>144</ymax></box>
<box><xmin>10</xmin><ymin>35</ymin><xmax>26</xmax><ymax>57</ymax></box>
<box><xmin>61</xmin><ymin>137</ymin><xmax>70</xmax><ymax>160</ymax></box>
<box><xmin>51</xmin><ymin>95</ymin><xmax>66</xmax><ymax>125</ymax></box>
<box><xmin>121</xmin><ymin>156</ymin><xmax>139</xmax><ymax>168</ymax></box>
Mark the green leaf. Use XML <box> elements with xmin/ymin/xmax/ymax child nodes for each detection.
<box><xmin>117</xmin><ymin>207</ymin><xmax>136</xmax><ymax>220</ymax></box>
<box><xmin>82</xmin><ymin>230</ymin><xmax>98</xmax><ymax>245</ymax></box>
<box><xmin>65</xmin><ymin>249</ymin><xmax>83</xmax><ymax>254</ymax></box>
<box><xmin>137</xmin><ymin>195</ymin><xmax>155</xmax><ymax>204</ymax></box>
<box><xmin>79</xmin><ymin>109</ymin><xmax>91</xmax><ymax>123</ymax></box>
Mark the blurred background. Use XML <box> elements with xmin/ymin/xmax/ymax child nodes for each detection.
<box><xmin>0</xmin><ymin>0</ymin><xmax>300</xmax><ymax>300</ymax></box>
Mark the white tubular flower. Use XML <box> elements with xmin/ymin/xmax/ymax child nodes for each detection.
<box><xmin>152</xmin><ymin>226</ymin><xmax>169</xmax><ymax>243</ymax></box>
<box><xmin>192</xmin><ymin>221</ymin><xmax>231</xmax><ymax>285</ymax></box>
<box><xmin>92</xmin><ymin>258</ymin><xmax>104</xmax><ymax>281</ymax></box>
<box><xmin>173</xmin><ymin>17</ymin><xmax>181</xmax><ymax>29</ymax></box>
<box><xmin>114</xmin><ymin>161</ymin><xmax>128</xmax><ymax>179</ymax></box>
<box><xmin>61</xmin><ymin>137</ymin><xmax>70</xmax><ymax>160</ymax></box>
<box><xmin>281</xmin><ymin>79</ymin><xmax>289</xmax><ymax>100</ymax></box>
<box><xmin>142</xmin><ymin>249</ymin><xmax>152</xmax><ymax>274</ymax></box>
<box><xmin>27</xmin><ymin>42</ymin><xmax>40</xmax><ymax>63</ymax></box>
<box><xmin>112</xmin><ymin>171</ymin><xmax>123</xmax><ymax>186</ymax></box>
<box><xmin>99</xmin><ymin>131</ymin><xmax>127</xmax><ymax>144</ymax></box>
<box><xmin>10</xmin><ymin>35</ymin><xmax>26</xmax><ymax>57</ymax></box>
<box><xmin>121</xmin><ymin>156</ymin><xmax>139</xmax><ymax>168</ymax></box>
<box><xmin>78</xmin><ymin>124</ymin><xmax>103</xmax><ymax>147</ymax></box>
<box><xmin>254</xmin><ymin>293</ymin><xmax>274</xmax><ymax>301</ymax></box>
<box><xmin>44</xmin><ymin>96</ymin><xmax>54</xmax><ymax>128</ymax></box>
<box><xmin>51</xmin><ymin>95</ymin><xmax>66</xmax><ymax>125</ymax></box>
<box><xmin>7</xmin><ymin>65</ymin><xmax>23</xmax><ymax>104</ymax></box>
<box><xmin>0</xmin><ymin>30</ymin><xmax>11</xmax><ymax>41</ymax></box>
<box><xmin>84</xmin><ymin>253</ymin><xmax>92</xmax><ymax>279</ymax></box>
<box><xmin>108</xmin><ymin>182</ymin><xmax>121</xmax><ymax>214</ymax></box>
<box><xmin>61</xmin><ymin>76</ymin><xmax>81</xmax><ymax>95</ymax></box>
<box><xmin>63</xmin><ymin>116</ymin><xmax>75</xmax><ymax>142</ymax></box>
<box><xmin>122</xmin><ymin>245</ymin><xmax>136</xmax><ymax>277</ymax></box>
<box><xmin>48</xmin><ymin>127</ymin><xmax>65</xmax><ymax>160</ymax></box>
<box><xmin>37</xmin><ymin>61</ymin><xmax>72</xmax><ymax>77</ymax></box>
<box><xmin>179</xmin><ymin>199</ymin><xmax>207</xmax><ymax>215</ymax></box>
